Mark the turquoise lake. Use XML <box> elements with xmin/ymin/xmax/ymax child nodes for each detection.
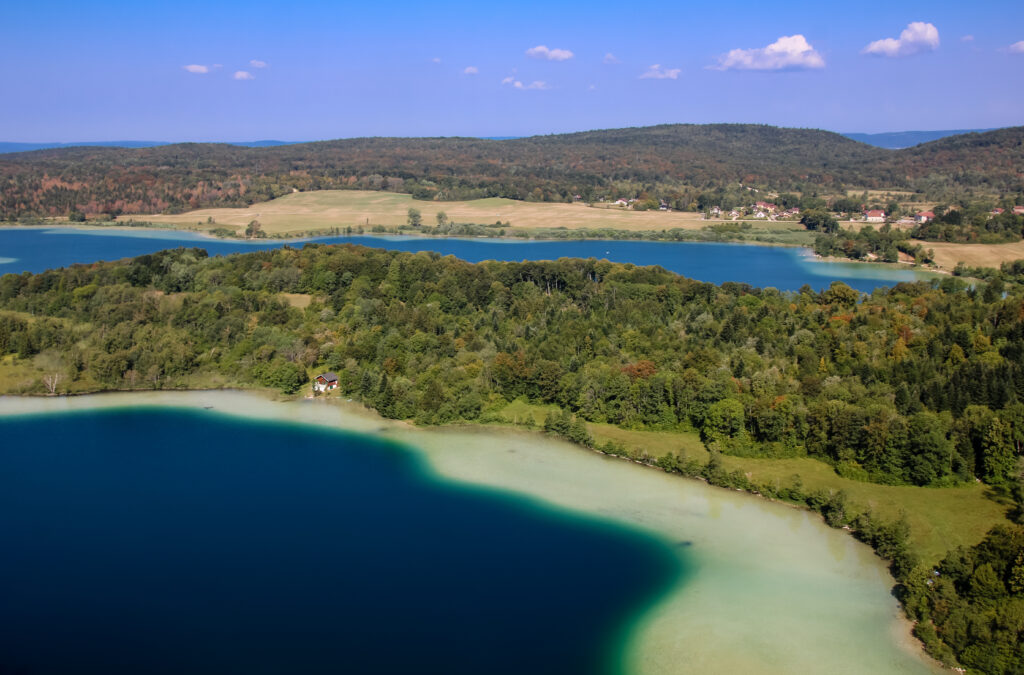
<box><xmin>0</xmin><ymin>407</ymin><xmax>680</xmax><ymax>674</ymax></box>
<box><xmin>0</xmin><ymin>227</ymin><xmax>936</xmax><ymax>292</ymax></box>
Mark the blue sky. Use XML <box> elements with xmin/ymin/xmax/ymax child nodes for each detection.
<box><xmin>2</xmin><ymin>0</ymin><xmax>1023</xmax><ymax>141</ymax></box>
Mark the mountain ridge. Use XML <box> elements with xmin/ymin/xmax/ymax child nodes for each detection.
<box><xmin>1</xmin><ymin>124</ymin><xmax>1021</xmax><ymax>219</ymax></box>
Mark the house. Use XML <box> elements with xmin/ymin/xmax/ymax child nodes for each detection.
<box><xmin>755</xmin><ymin>201</ymin><xmax>778</xmax><ymax>213</ymax></box>
<box><xmin>313</xmin><ymin>372</ymin><xmax>339</xmax><ymax>392</ymax></box>
<box><xmin>1014</xmin><ymin>206</ymin><xmax>1024</xmax><ymax>215</ymax></box>
<box><xmin>614</xmin><ymin>198</ymin><xmax>629</xmax><ymax>207</ymax></box>
<box><xmin>864</xmin><ymin>210</ymin><xmax>886</xmax><ymax>223</ymax></box>
<box><xmin>915</xmin><ymin>211</ymin><xmax>934</xmax><ymax>224</ymax></box>
<box><xmin>709</xmin><ymin>206</ymin><xmax>722</xmax><ymax>216</ymax></box>
<box><xmin>991</xmin><ymin>208</ymin><xmax>1004</xmax><ymax>216</ymax></box>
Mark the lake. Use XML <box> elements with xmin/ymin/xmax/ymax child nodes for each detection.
<box><xmin>0</xmin><ymin>392</ymin><xmax>940</xmax><ymax>674</ymax></box>
<box><xmin>0</xmin><ymin>407</ymin><xmax>678</xmax><ymax>675</ymax></box>
<box><xmin>0</xmin><ymin>227</ymin><xmax>936</xmax><ymax>292</ymax></box>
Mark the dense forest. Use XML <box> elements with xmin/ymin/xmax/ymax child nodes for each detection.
<box><xmin>1</xmin><ymin>244</ymin><xmax>1023</xmax><ymax>670</ymax></box>
<box><xmin>1</xmin><ymin>124</ymin><xmax>1022</xmax><ymax>220</ymax></box>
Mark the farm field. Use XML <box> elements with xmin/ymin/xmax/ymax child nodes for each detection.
<box><xmin>916</xmin><ymin>239</ymin><xmax>1024</xmax><ymax>270</ymax></box>
<box><xmin>119</xmin><ymin>190</ymin><xmax>805</xmax><ymax>236</ymax></box>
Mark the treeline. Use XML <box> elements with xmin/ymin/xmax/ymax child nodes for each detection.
<box><xmin>914</xmin><ymin>207</ymin><xmax>1024</xmax><ymax>244</ymax></box>
<box><xmin>2</xmin><ymin>124</ymin><xmax>1023</xmax><ymax>220</ymax></box>
<box><xmin>903</xmin><ymin>524</ymin><xmax>1024</xmax><ymax>672</ymax></box>
<box><xmin>1</xmin><ymin>244</ymin><xmax>1022</xmax><ymax>488</ymax></box>
<box><xmin>812</xmin><ymin>224</ymin><xmax>933</xmax><ymax>264</ymax></box>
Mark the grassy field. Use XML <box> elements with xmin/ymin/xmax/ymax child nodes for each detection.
<box><xmin>119</xmin><ymin>189</ymin><xmax>807</xmax><ymax>237</ymax></box>
<box><xmin>490</xmin><ymin>399</ymin><xmax>1011</xmax><ymax>564</ymax></box>
<box><xmin>917</xmin><ymin>239</ymin><xmax>1024</xmax><ymax>270</ymax></box>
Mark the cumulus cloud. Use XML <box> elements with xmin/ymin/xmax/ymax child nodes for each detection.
<box><xmin>249</xmin><ymin>59</ymin><xmax>268</xmax><ymax>68</ymax></box>
<box><xmin>713</xmin><ymin>35</ymin><xmax>825</xmax><ymax>71</ymax></box>
<box><xmin>603</xmin><ymin>52</ymin><xmax>620</xmax><ymax>64</ymax></box>
<box><xmin>639</xmin><ymin>64</ymin><xmax>681</xmax><ymax>79</ymax></box>
<box><xmin>862</xmin><ymin>22</ymin><xmax>940</xmax><ymax>57</ymax></box>
<box><xmin>463</xmin><ymin>66</ymin><xmax>479</xmax><ymax>75</ymax></box>
<box><xmin>526</xmin><ymin>45</ymin><xmax>574</xmax><ymax>61</ymax></box>
<box><xmin>961</xmin><ymin>35</ymin><xmax>974</xmax><ymax>42</ymax></box>
<box><xmin>182</xmin><ymin>64</ymin><xmax>209</xmax><ymax>74</ymax></box>
<box><xmin>233</xmin><ymin>70</ymin><xmax>255</xmax><ymax>80</ymax></box>
<box><xmin>502</xmin><ymin>78</ymin><xmax>549</xmax><ymax>90</ymax></box>
<box><xmin>1009</xmin><ymin>41</ymin><xmax>1024</xmax><ymax>54</ymax></box>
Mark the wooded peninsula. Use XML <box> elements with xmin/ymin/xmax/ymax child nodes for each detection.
<box><xmin>1</xmin><ymin>243</ymin><xmax>1023</xmax><ymax>671</ymax></box>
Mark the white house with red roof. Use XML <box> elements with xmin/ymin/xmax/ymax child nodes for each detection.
<box><xmin>915</xmin><ymin>211</ymin><xmax>934</xmax><ymax>223</ymax></box>
<box><xmin>1014</xmin><ymin>206</ymin><xmax>1024</xmax><ymax>215</ymax></box>
<box><xmin>864</xmin><ymin>210</ymin><xmax>886</xmax><ymax>223</ymax></box>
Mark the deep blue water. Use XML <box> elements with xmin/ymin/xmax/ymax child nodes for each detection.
<box><xmin>0</xmin><ymin>227</ymin><xmax>933</xmax><ymax>293</ymax></box>
<box><xmin>0</xmin><ymin>408</ymin><xmax>680</xmax><ymax>675</ymax></box>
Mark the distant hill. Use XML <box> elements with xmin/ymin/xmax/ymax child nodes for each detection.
<box><xmin>0</xmin><ymin>140</ymin><xmax>296</xmax><ymax>154</ymax></box>
<box><xmin>1</xmin><ymin>124</ymin><xmax>1021</xmax><ymax>220</ymax></box>
<box><xmin>842</xmin><ymin>129</ymin><xmax>996</xmax><ymax>149</ymax></box>
<box><xmin>0</xmin><ymin>141</ymin><xmax>171</xmax><ymax>154</ymax></box>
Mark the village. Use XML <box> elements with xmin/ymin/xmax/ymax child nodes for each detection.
<box><xmin>599</xmin><ymin>190</ymin><xmax>1024</xmax><ymax>230</ymax></box>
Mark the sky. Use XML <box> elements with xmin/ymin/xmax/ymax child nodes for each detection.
<box><xmin>2</xmin><ymin>0</ymin><xmax>1023</xmax><ymax>141</ymax></box>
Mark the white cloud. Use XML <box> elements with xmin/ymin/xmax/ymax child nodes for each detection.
<box><xmin>863</xmin><ymin>22</ymin><xmax>940</xmax><ymax>57</ymax></box>
<box><xmin>1009</xmin><ymin>41</ymin><xmax>1024</xmax><ymax>54</ymax></box>
<box><xmin>713</xmin><ymin>35</ymin><xmax>825</xmax><ymax>71</ymax></box>
<box><xmin>526</xmin><ymin>45</ymin><xmax>574</xmax><ymax>61</ymax></box>
<box><xmin>502</xmin><ymin>78</ymin><xmax>549</xmax><ymax>90</ymax></box>
<box><xmin>463</xmin><ymin>66</ymin><xmax>479</xmax><ymax>75</ymax></box>
<box><xmin>182</xmin><ymin>64</ymin><xmax>209</xmax><ymax>74</ymax></box>
<box><xmin>233</xmin><ymin>70</ymin><xmax>255</xmax><ymax>80</ymax></box>
<box><xmin>639</xmin><ymin>64</ymin><xmax>681</xmax><ymax>79</ymax></box>
<box><xmin>961</xmin><ymin>35</ymin><xmax>974</xmax><ymax>42</ymax></box>
<box><xmin>249</xmin><ymin>59</ymin><xmax>268</xmax><ymax>68</ymax></box>
<box><xmin>432</xmin><ymin>57</ymin><xmax>442</xmax><ymax>63</ymax></box>
<box><xmin>603</xmin><ymin>52</ymin><xmax>620</xmax><ymax>64</ymax></box>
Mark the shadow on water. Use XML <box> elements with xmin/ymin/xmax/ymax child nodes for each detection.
<box><xmin>0</xmin><ymin>407</ymin><xmax>688</xmax><ymax>675</ymax></box>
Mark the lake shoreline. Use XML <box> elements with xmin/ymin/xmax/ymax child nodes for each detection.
<box><xmin>0</xmin><ymin>389</ymin><xmax>944</xmax><ymax>673</ymax></box>
<box><xmin>0</xmin><ymin>219</ymin><xmax>807</xmax><ymax>247</ymax></box>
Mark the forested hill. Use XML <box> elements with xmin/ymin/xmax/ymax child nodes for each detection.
<box><xmin>1</xmin><ymin>124</ymin><xmax>1022</xmax><ymax>220</ymax></box>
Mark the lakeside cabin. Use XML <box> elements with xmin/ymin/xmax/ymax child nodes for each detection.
<box><xmin>314</xmin><ymin>372</ymin><xmax>339</xmax><ymax>392</ymax></box>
